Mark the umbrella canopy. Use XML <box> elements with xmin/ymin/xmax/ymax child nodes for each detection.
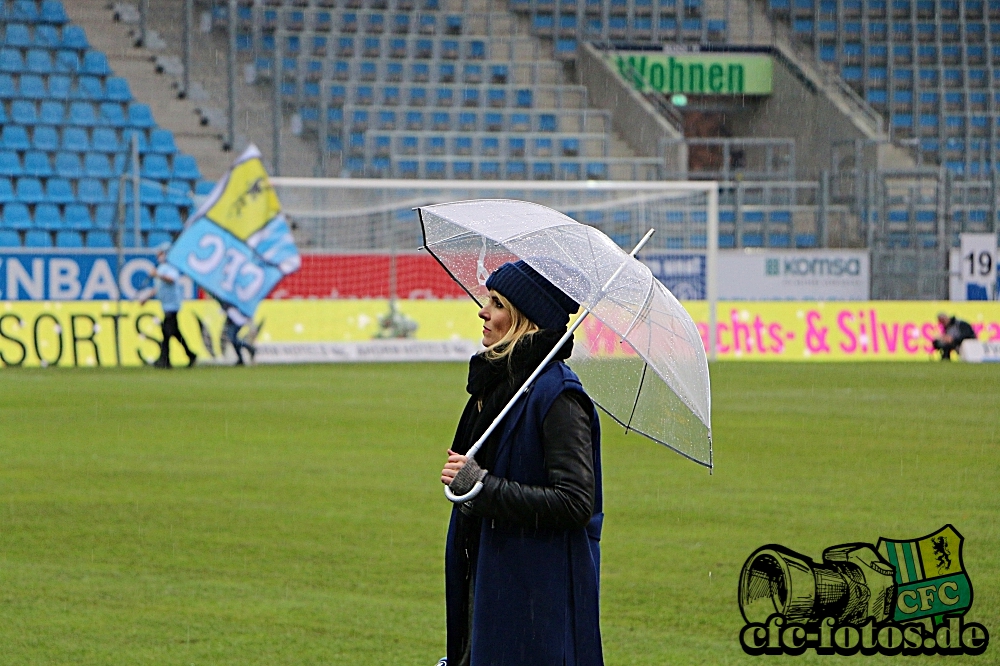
<box><xmin>419</xmin><ymin>199</ymin><xmax>712</xmax><ymax>470</ymax></box>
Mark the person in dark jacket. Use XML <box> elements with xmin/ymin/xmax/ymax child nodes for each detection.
<box><xmin>932</xmin><ymin>313</ymin><xmax>977</xmax><ymax>360</ymax></box>
<box><xmin>440</xmin><ymin>260</ymin><xmax>604</xmax><ymax>666</ymax></box>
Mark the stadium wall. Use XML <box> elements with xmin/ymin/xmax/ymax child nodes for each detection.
<box><xmin>2</xmin><ymin>300</ymin><xmax>999</xmax><ymax>367</ymax></box>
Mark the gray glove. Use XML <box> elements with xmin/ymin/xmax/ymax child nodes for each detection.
<box><xmin>449</xmin><ymin>456</ymin><xmax>488</xmax><ymax>496</ymax></box>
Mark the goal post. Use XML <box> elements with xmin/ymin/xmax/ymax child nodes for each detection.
<box><xmin>269</xmin><ymin>178</ymin><xmax>719</xmax><ymax>359</ymax></box>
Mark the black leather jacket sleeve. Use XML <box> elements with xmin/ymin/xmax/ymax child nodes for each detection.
<box><xmin>470</xmin><ymin>391</ymin><xmax>595</xmax><ymax>530</ymax></box>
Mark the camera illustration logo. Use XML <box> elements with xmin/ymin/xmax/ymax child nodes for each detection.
<box><xmin>738</xmin><ymin>525</ymin><xmax>989</xmax><ymax>656</ymax></box>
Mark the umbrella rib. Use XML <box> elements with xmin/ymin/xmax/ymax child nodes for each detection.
<box><xmin>624</xmin><ymin>362</ymin><xmax>648</xmax><ymax>433</ymax></box>
<box><xmin>592</xmin><ymin>401</ymin><xmax>712</xmax><ymax>470</ymax></box>
<box><xmin>418</xmin><ymin>210</ymin><xmax>483</xmax><ymax>305</ymax></box>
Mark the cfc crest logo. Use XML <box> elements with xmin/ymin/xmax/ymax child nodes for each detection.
<box><xmin>738</xmin><ymin>525</ymin><xmax>988</xmax><ymax>656</ymax></box>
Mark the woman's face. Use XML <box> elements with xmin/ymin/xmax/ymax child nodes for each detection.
<box><xmin>479</xmin><ymin>290</ymin><xmax>512</xmax><ymax>347</ymax></box>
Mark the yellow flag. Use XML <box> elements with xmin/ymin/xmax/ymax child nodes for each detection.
<box><xmin>205</xmin><ymin>157</ymin><xmax>281</xmax><ymax>240</ymax></box>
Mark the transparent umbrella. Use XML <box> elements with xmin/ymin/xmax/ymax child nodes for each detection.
<box><xmin>418</xmin><ymin>200</ymin><xmax>712</xmax><ymax>501</ymax></box>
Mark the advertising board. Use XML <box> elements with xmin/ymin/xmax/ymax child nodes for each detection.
<box><xmin>3</xmin><ymin>299</ymin><xmax>999</xmax><ymax>367</ymax></box>
<box><xmin>0</xmin><ymin>249</ymin><xmax>194</xmax><ymax>301</ymax></box>
<box><xmin>609</xmin><ymin>50</ymin><xmax>773</xmax><ymax>95</ymax></box>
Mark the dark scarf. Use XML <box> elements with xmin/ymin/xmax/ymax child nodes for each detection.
<box><xmin>452</xmin><ymin>329</ymin><xmax>574</xmax><ymax>472</ymax></box>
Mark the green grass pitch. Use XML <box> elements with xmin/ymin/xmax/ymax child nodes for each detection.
<box><xmin>0</xmin><ymin>362</ymin><xmax>997</xmax><ymax>665</ymax></box>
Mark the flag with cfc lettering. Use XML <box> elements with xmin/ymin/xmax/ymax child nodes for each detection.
<box><xmin>166</xmin><ymin>144</ymin><xmax>300</xmax><ymax>317</ymax></box>
<box><xmin>876</xmin><ymin>525</ymin><xmax>973</xmax><ymax>624</ymax></box>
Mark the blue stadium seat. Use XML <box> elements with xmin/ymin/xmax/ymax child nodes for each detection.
<box><xmin>23</xmin><ymin>151</ymin><xmax>53</xmax><ymax>177</ymax></box>
<box><xmin>73</xmin><ymin>75</ymin><xmax>104</xmax><ymax>101</ymax></box>
<box><xmin>147</xmin><ymin>231</ymin><xmax>173</xmax><ymax>248</ymax></box>
<box><xmin>24</xmin><ymin>230</ymin><xmax>52</xmax><ymax>248</ymax></box>
<box><xmin>0</xmin><ymin>48</ymin><xmax>24</xmax><ymax>73</ymax></box>
<box><xmin>91</xmin><ymin>128</ymin><xmax>120</xmax><ymax>152</ymax></box>
<box><xmin>46</xmin><ymin>178</ymin><xmax>74</xmax><ymax>205</ymax></box>
<box><xmin>62</xmin><ymin>126</ymin><xmax>90</xmax><ymax>152</ymax></box>
<box><xmin>54</xmin><ymin>49</ymin><xmax>79</xmax><ymax>73</ymax></box>
<box><xmin>78</xmin><ymin>179</ymin><xmax>106</xmax><ymax>204</ymax></box>
<box><xmin>123</xmin><ymin>128</ymin><xmax>149</xmax><ymax>152</ymax></box>
<box><xmin>41</xmin><ymin>1</ymin><xmax>69</xmax><ymax>24</ymax></box>
<box><xmin>65</xmin><ymin>204</ymin><xmax>93</xmax><ymax>230</ymax></box>
<box><xmin>2</xmin><ymin>24</ymin><xmax>32</xmax><ymax>48</ymax></box>
<box><xmin>55</xmin><ymin>230</ymin><xmax>83</xmax><ymax>248</ymax></box>
<box><xmin>2</xmin><ymin>203</ymin><xmax>31</xmax><ymax>230</ymax></box>
<box><xmin>35</xmin><ymin>204</ymin><xmax>63</xmax><ymax>230</ymax></box>
<box><xmin>21</xmin><ymin>74</ymin><xmax>50</xmax><ymax>99</ymax></box>
<box><xmin>1</xmin><ymin>125</ymin><xmax>30</xmax><ymax>151</ymax></box>
<box><xmin>97</xmin><ymin>102</ymin><xmax>126</xmax><ymax>127</ymax></box>
<box><xmin>55</xmin><ymin>152</ymin><xmax>83</xmax><ymax>178</ymax></box>
<box><xmin>105</xmin><ymin>77</ymin><xmax>132</xmax><ymax>103</ymax></box>
<box><xmin>86</xmin><ymin>230</ymin><xmax>114</xmax><ymax>248</ymax></box>
<box><xmin>153</xmin><ymin>205</ymin><xmax>183</xmax><ymax>231</ymax></box>
<box><xmin>124</xmin><ymin>204</ymin><xmax>154</xmax><ymax>231</ymax></box>
<box><xmin>11</xmin><ymin>100</ymin><xmax>37</xmax><ymax>124</ymax></box>
<box><xmin>0</xmin><ymin>178</ymin><xmax>12</xmax><ymax>203</ymax></box>
<box><xmin>172</xmin><ymin>155</ymin><xmax>201</xmax><ymax>181</ymax></box>
<box><xmin>40</xmin><ymin>101</ymin><xmax>66</xmax><ymax>125</ymax></box>
<box><xmin>16</xmin><ymin>177</ymin><xmax>45</xmax><ymax>204</ymax></box>
<box><xmin>12</xmin><ymin>0</ymin><xmax>39</xmax><ymax>22</ymax></box>
<box><xmin>127</xmin><ymin>103</ymin><xmax>155</xmax><ymax>128</ymax></box>
<box><xmin>83</xmin><ymin>153</ymin><xmax>112</xmax><ymax>179</ymax></box>
<box><xmin>0</xmin><ymin>75</ymin><xmax>14</xmax><ymax>99</ymax></box>
<box><xmin>26</xmin><ymin>49</ymin><xmax>53</xmax><ymax>74</ymax></box>
<box><xmin>0</xmin><ymin>230</ymin><xmax>20</xmax><ymax>246</ymax></box>
<box><xmin>0</xmin><ymin>151</ymin><xmax>22</xmax><ymax>177</ymax></box>
<box><xmin>165</xmin><ymin>180</ymin><xmax>191</xmax><ymax>205</ymax></box>
<box><xmin>141</xmin><ymin>155</ymin><xmax>171</xmax><ymax>180</ymax></box>
<box><xmin>94</xmin><ymin>204</ymin><xmax>115</xmax><ymax>230</ymax></box>
<box><xmin>68</xmin><ymin>102</ymin><xmax>97</xmax><ymax>126</ymax></box>
<box><xmin>61</xmin><ymin>25</ymin><xmax>89</xmax><ymax>50</ymax></box>
<box><xmin>82</xmin><ymin>50</ymin><xmax>110</xmax><ymax>76</ymax></box>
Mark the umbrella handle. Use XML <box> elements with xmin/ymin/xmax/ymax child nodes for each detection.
<box><xmin>444</xmin><ymin>480</ymin><xmax>484</xmax><ymax>503</ymax></box>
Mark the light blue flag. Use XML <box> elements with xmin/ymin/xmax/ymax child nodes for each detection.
<box><xmin>166</xmin><ymin>145</ymin><xmax>300</xmax><ymax>316</ymax></box>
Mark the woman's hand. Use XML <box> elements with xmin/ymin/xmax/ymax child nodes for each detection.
<box><xmin>441</xmin><ymin>449</ymin><xmax>467</xmax><ymax>485</ymax></box>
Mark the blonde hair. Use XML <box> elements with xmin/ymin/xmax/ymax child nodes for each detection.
<box><xmin>483</xmin><ymin>291</ymin><xmax>539</xmax><ymax>362</ymax></box>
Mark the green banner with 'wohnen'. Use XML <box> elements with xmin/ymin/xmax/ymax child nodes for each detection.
<box><xmin>611</xmin><ymin>52</ymin><xmax>773</xmax><ymax>95</ymax></box>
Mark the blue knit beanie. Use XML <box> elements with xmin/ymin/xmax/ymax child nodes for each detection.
<box><xmin>485</xmin><ymin>260</ymin><xmax>579</xmax><ymax>330</ymax></box>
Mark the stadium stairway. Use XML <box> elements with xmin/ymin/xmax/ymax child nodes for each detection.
<box><xmin>129</xmin><ymin>0</ymin><xmax>322</xmax><ymax>176</ymax></box>
<box><xmin>62</xmin><ymin>0</ymin><xmax>231</xmax><ymax>180</ymax></box>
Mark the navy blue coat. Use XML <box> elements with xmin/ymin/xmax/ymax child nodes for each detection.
<box><xmin>445</xmin><ymin>361</ymin><xmax>604</xmax><ymax>666</ymax></box>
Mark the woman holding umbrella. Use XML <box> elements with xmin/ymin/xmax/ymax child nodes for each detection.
<box><xmin>440</xmin><ymin>260</ymin><xmax>605</xmax><ymax>666</ymax></box>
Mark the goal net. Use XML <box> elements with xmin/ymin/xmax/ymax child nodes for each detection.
<box><xmin>269</xmin><ymin>178</ymin><xmax>719</xmax><ymax>305</ymax></box>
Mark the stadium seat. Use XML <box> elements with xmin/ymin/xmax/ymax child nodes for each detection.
<box><xmin>1</xmin><ymin>125</ymin><xmax>30</xmax><ymax>152</ymax></box>
<box><xmin>16</xmin><ymin>178</ymin><xmax>45</xmax><ymax>204</ymax></box>
<box><xmin>63</xmin><ymin>127</ymin><xmax>91</xmax><ymax>152</ymax></box>
<box><xmin>153</xmin><ymin>205</ymin><xmax>183</xmax><ymax>230</ymax></box>
<box><xmin>0</xmin><ymin>229</ymin><xmax>20</xmax><ymax>246</ymax></box>
<box><xmin>55</xmin><ymin>152</ymin><xmax>83</xmax><ymax>178</ymax></box>
<box><xmin>86</xmin><ymin>230</ymin><xmax>114</xmax><ymax>248</ymax></box>
<box><xmin>24</xmin><ymin>230</ymin><xmax>52</xmax><ymax>248</ymax></box>
<box><xmin>0</xmin><ymin>178</ymin><xmax>13</xmax><ymax>203</ymax></box>
<box><xmin>2</xmin><ymin>203</ymin><xmax>31</xmax><ymax>230</ymax></box>
<box><xmin>172</xmin><ymin>155</ymin><xmax>201</xmax><ymax>180</ymax></box>
<box><xmin>46</xmin><ymin>178</ymin><xmax>74</xmax><ymax>205</ymax></box>
<box><xmin>65</xmin><ymin>204</ymin><xmax>93</xmax><ymax>230</ymax></box>
<box><xmin>0</xmin><ymin>151</ymin><xmax>22</xmax><ymax>177</ymax></box>
<box><xmin>147</xmin><ymin>231</ymin><xmax>173</xmax><ymax>248</ymax></box>
<box><xmin>55</xmin><ymin>230</ymin><xmax>83</xmax><ymax>248</ymax></box>
<box><xmin>128</xmin><ymin>103</ymin><xmax>155</xmax><ymax>128</ymax></box>
<box><xmin>10</xmin><ymin>100</ymin><xmax>37</xmax><ymax>125</ymax></box>
<box><xmin>61</xmin><ymin>25</ymin><xmax>89</xmax><ymax>50</ymax></box>
<box><xmin>23</xmin><ymin>151</ymin><xmax>53</xmax><ymax>177</ymax></box>
<box><xmin>105</xmin><ymin>77</ymin><xmax>132</xmax><ymax>103</ymax></box>
<box><xmin>35</xmin><ymin>204</ymin><xmax>63</xmax><ymax>230</ymax></box>
<box><xmin>82</xmin><ymin>51</ymin><xmax>111</xmax><ymax>76</ymax></box>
